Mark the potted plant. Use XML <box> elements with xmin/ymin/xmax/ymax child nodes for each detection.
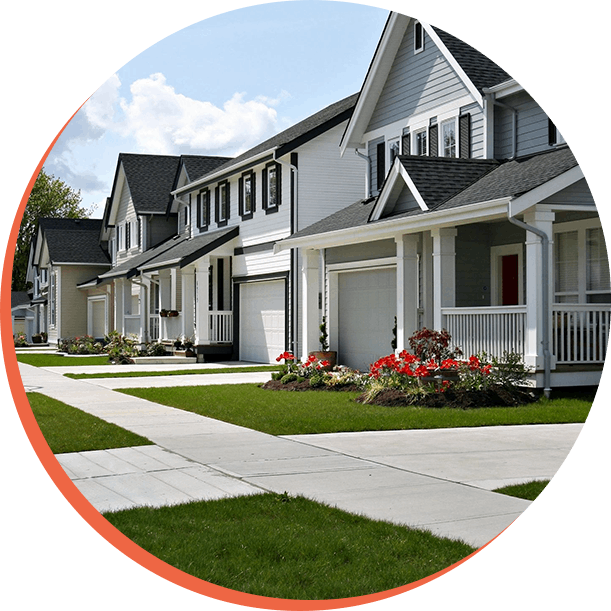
<box><xmin>309</xmin><ymin>316</ymin><xmax>336</xmax><ymax>369</ymax></box>
<box><xmin>32</xmin><ymin>333</ymin><xmax>43</xmax><ymax>344</ymax></box>
<box><xmin>168</xmin><ymin>310</ymin><xmax>179</xmax><ymax>317</ymax></box>
<box><xmin>160</xmin><ymin>309</ymin><xmax>169</xmax><ymax>317</ymax></box>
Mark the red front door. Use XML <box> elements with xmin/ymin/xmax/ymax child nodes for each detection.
<box><xmin>501</xmin><ymin>254</ymin><xmax>519</xmax><ymax>305</ymax></box>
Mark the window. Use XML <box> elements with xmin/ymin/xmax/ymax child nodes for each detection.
<box><xmin>414</xmin><ymin>21</ymin><xmax>424</xmax><ymax>53</ymax></box>
<box><xmin>388</xmin><ymin>138</ymin><xmax>400</xmax><ymax>168</ymax></box>
<box><xmin>441</xmin><ymin>119</ymin><xmax>456</xmax><ymax>157</ymax></box>
<box><xmin>183</xmin><ymin>205</ymin><xmax>190</xmax><ymax>229</ymax></box>
<box><xmin>414</xmin><ymin>129</ymin><xmax>427</xmax><ymax>156</ymax></box>
<box><xmin>125</xmin><ymin>221</ymin><xmax>131</xmax><ymax>250</ymax></box>
<box><xmin>216</xmin><ymin>181</ymin><xmax>229</xmax><ymax>225</ymax></box>
<box><xmin>137</xmin><ymin>217</ymin><xmax>142</xmax><ymax>248</ymax></box>
<box><xmin>239</xmin><ymin>170</ymin><xmax>255</xmax><ymax>218</ymax></box>
<box><xmin>198</xmin><ymin>189</ymin><xmax>210</xmax><ymax>229</ymax></box>
<box><xmin>376</xmin><ymin>142</ymin><xmax>385</xmax><ymax>191</ymax></box>
<box><xmin>263</xmin><ymin>162</ymin><xmax>281</xmax><ymax>211</ymax></box>
<box><xmin>548</xmin><ymin>119</ymin><xmax>565</xmax><ymax>146</ymax></box>
<box><xmin>555</xmin><ymin>222</ymin><xmax>610</xmax><ymax>303</ymax></box>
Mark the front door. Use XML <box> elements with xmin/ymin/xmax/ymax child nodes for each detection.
<box><xmin>501</xmin><ymin>254</ymin><xmax>519</xmax><ymax>305</ymax></box>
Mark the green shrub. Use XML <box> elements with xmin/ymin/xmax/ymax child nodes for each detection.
<box><xmin>281</xmin><ymin>373</ymin><xmax>298</xmax><ymax>384</ymax></box>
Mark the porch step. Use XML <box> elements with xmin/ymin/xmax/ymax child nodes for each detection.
<box><xmin>132</xmin><ymin>356</ymin><xmax>197</xmax><ymax>365</ymax></box>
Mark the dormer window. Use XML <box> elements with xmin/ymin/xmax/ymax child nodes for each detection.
<box><xmin>414</xmin><ymin>21</ymin><xmax>424</xmax><ymax>54</ymax></box>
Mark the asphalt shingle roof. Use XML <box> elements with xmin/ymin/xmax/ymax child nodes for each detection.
<box><xmin>39</xmin><ymin>218</ymin><xmax>109</xmax><ymax>265</ymax></box>
<box><xmin>11</xmin><ymin>291</ymin><xmax>31</xmax><ymax>309</ymax></box>
<box><xmin>285</xmin><ymin>146</ymin><xmax>579</xmax><ymax>240</ymax></box>
<box><xmin>433</xmin><ymin>26</ymin><xmax>513</xmax><ymax>92</ymax></box>
<box><xmin>180</xmin><ymin>156</ymin><xmax>233</xmax><ymax>183</ymax></box>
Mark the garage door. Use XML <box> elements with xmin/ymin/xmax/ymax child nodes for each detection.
<box><xmin>89</xmin><ymin>298</ymin><xmax>106</xmax><ymax>339</ymax></box>
<box><xmin>338</xmin><ymin>268</ymin><xmax>396</xmax><ymax>371</ymax></box>
<box><xmin>240</xmin><ymin>280</ymin><xmax>286</xmax><ymax>363</ymax></box>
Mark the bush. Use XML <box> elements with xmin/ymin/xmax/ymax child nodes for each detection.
<box><xmin>58</xmin><ymin>335</ymin><xmax>105</xmax><ymax>354</ymax></box>
<box><xmin>139</xmin><ymin>342</ymin><xmax>167</xmax><ymax>357</ymax></box>
<box><xmin>105</xmin><ymin>330</ymin><xmax>138</xmax><ymax>364</ymax></box>
<box><xmin>14</xmin><ymin>332</ymin><xmax>28</xmax><ymax>347</ymax></box>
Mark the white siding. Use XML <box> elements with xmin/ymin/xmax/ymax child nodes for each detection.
<box><xmin>297</xmin><ymin>122</ymin><xmax>366</xmax><ymax>231</ymax></box>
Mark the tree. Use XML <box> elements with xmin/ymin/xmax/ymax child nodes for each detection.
<box><xmin>12</xmin><ymin>168</ymin><xmax>92</xmax><ymax>291</ymax></box>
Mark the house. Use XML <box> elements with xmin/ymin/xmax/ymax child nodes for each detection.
<box><xmin>91</xmin><ymin>153</ymin><xmax>232</xmax><ymax>345</ymax></box>
<box><xmin>91</xmin><ymin>94</ymin><xmax>364</xmax><ymax>362</ymax></box>
<box><xmin>11</xmin><ymin>292</ymin><xmax>35</xmax><ymax>342</ymax></box>
<box><xmin>27</xmin><ymin>218</ymin><xmax>111</xmax><ymax>344</ymax></box>
<box><xmin>275</xmin><ymin>13</ymin><xmax>607</xmax><ymax>390</ymax></box>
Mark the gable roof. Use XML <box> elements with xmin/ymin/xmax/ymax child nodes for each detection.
<box><xmin>38</xmin><ymin>218</ymin><xmax>110</xmax><ymax>265</ymax></box>
<box><xmin>11</xmin><ymin>291</ymin><xmax>31</xmax><ymax>309</ymax></box>
<box><xmin>279</xmin><ymin>146</ymin><xmax>580</xmax><ymax>246</ymax></box>
<box><xmin>174</xmin><ymin>93</ymin><xmax>359</xmax><ymax>195</ymax></box>
<box><xmin>179</xmin><ymin>155</ymin><xmax>233</xmax><ymax>184</ymax></box>
<box><xmin>341</xmin><ymin>13</ymin><xmax>513</xmax><ymax>153</ymax></box>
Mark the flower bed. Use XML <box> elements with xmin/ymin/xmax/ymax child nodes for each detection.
<box><xmin>264</xmin><ymin>329</ymin><xmax>535</xmax><ymax>409</ymax></box>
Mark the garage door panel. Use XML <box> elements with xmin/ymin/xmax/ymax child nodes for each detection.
<box><xmin>240</xmin><ymin>281</ymin><xmax>285</xmax><ymax>363</ymax></box>
<box><xmin>338</xmin><ymin>269</ymin><xmax>396</xmax><ymax>371</ymax></box>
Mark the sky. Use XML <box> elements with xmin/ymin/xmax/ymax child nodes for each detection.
<box><xmin>45</xmin><ymin>1</ymin><xmax>389</xmax><ymax>217</ymax></box>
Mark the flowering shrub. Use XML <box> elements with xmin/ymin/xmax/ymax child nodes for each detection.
<box><xmin>274</xmin><ymin>352</ymin><xmax>331</xmax><ymax>383</ymax></box>
<box><xmin>58</xmin><ymin>335</ymin><xmax>105</xmax><ymax>354</ymax></box>
<box><xmin>408</xmin><ymin>327</ymin><xmax>462</xmax><ymax>366</ymax></box>
<box><xmin>105</xmin><ymin>330</ymin><xmax>138</xmax><ymax>364</ymax></box>
<box><xmin>14</xmin><ymin>332</ymin><xmax>28</xmax><ymax>347</ymax></box>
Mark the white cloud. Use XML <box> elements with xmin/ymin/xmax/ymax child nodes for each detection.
<box><xmin>117</xmin><ymin>73</ymin><xmax>282</xmax><ymax>156</ymax></box>
<box><xmin>83</xmin><ymin>73</ymin><xmax>121</xmax><ymax>129</ymax></box>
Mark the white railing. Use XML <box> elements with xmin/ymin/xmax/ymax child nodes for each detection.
<box><xmin>149</xmin><ymin>315</ymin><xmax>160</xmax><ymax>341</ymax></box>
<box><xmin>209</xmin><ymin>311</ymin><xmax>233</xmax><ymax>343</ymax></box>
<box><xmin>442</xmin><ymin>306</ymin><xmax>527</xmax><ymax>359</ymax></box>
<box><xmin>552</xmin><ymin>305</ymin><xmax>610</xmax><ymax>364</ymax></box>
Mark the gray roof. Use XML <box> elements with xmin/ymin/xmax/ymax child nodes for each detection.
<box><xmin>180</xmin><ymin>155</ymin><xmax>233</xmax><ymax>183</ymax></box>
<box><xmin>11</xmin><ymin>292</ymin><xmax>31</xmax><ymax>309</ymax></box>
<box><xmin>39</xmin><ymin>218</ymin><xmax>110</xmax><ymax>265</ymax></box>
<box><xmin>433</xmin><ymin>26</ymin><xmax>513</xmax><ymax>92</ymax></box>
<box><xmin>286</xmin><ymin>146</ymin><xmax>579</xmax><ymax>240</ymax></box>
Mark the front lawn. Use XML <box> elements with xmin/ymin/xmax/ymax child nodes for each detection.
<box><xmin>28</xmin><ymin>393</ymin><xmax>152</xmax><ymax>453</ymax></box>
<box><xmin>119</xmin><ymin>384</ymin><xmax>592</xmax><ymax>436</ymax></box>
<box><xmin>17</xmin><ymin>354</ymin><xmax>110</xmax><ymax>367</ymax></box>
<box><xmin>66</xmin><ymin>365</ymin><xmax>279</xmax><ymax>379</ymax></box>
<box><xmin>104</xmin><ymin>492</ymin><xmax>475</xmax><ymax>600</ymax></box>
<box><xmin>493</xmin><ymin>480</ymin><xmax>550</xmax><ymax>501</ymax></box>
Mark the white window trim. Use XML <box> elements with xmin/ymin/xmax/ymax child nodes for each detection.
<box><xmin>490</xmin><ymin>243</ymin><xmax>524</xmax><ymax>306</ymax></box>
<box><xmin>440</xmin><ymin>117</ymin><xmax>458</xmax><ymax>157</ymax></box>
<box><xmin>87</xmin><ymin>295</ymin><xmax>108</xmax><ymax>337</ymax></box>
<box><xmin>218</xmin><ymin>183</ymin><xmax>228</xmax><ymax>222</ymax></box>
<box><xmin>243</xmin><ymin>173</ymin><xmax>253</xmax><ymax>214</ymax></box>
<box><xmin>413</xmin><ymin>128</ymin><xmax>428</xmax><ymax>156</ymax></box>
<box><xmin>414</xmin><ymin>21</ymin><xmax>424</xmax><ymax>54</ymax></box>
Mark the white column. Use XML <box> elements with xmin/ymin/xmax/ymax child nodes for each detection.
<box><xmin>431</xmin><ymin>227</ymin><xmax>457</xmax><ymax>330</ymax></box>
<box><xmin>181</xmin><ymin>266</ymin><xmax>195</xmax><ymax>340</ymax></box>
<box><xmin>301</xmin><ymin>249</ymin><xmax>320</xmax><ymax>361</ymax></box>
<box><xmin>114</xmin><ymin>278</ymin><xmax>125</xmax><ymax>335</ymax></box>
<box><xmin>523</xmin><ymin>210</ymin><xmax>555</xmax><ymax>369</ymax></box>
<box><xmin>195</xmin><ymin>257</ymin><xmax>211</xmax><ymax>345</ymax></box>
<box><xmin>395</xmin><ymin>234</ymin><xmax>419</xmax><ymax>352</ymax></box>
<box><xmin>421</xmin><ymin>231</ymin><xmax>434</xmax><ymax>329</ymax></box>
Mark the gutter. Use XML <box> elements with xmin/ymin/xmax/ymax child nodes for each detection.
<box><xmin>507</xmin><ymin>200</ymin><xmax>552</xmax><ymax>398</ymax></box>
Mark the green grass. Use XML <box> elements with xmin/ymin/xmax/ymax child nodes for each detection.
<box><xmin>119</xmin><ymin>384</ymin><xmax>593</xmax><ymax>435</ymax></box>
<box><xmin>65</xmin><ymin>365</ymin><xmax>280</xmax><ymax>379</ymax></box>
<box><xmin>27</xmin><ymin>393</ymin><xmax>152</xmax><ymax>453</ymax></box>
<box><xmin>17</xmin><ymin>354</ymin><xmax>110</xmax><ymax>367</ymax></box>
<box><xmin>493</xmin><ymin>480</ymin><xmax>550</xmax><ymax>501</ymax></box>
<box><xmin>104</xmin><ymin>492</ymin><xmax>475</xmax><ymax>600</ymax></box>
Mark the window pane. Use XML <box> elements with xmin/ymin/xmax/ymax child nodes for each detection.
<box><xmin>587</xmin><ymin>227</ymin><xmax>610</xmax><ymax>291</ymax></box>
<box><xmin>415</xmin><ymin>131</ymin><xmax>427</xmax><ymax>156</ymax></box>
<box><xmin>442</xmin><ymin>121</ymin><xmax>456</xmax><ymax>157</ymax></box>
<box><xmin>268</xmin><ymin>166</ymin><xmax>277</xmax><ymax>207</ymax></box>
<box><xmin>555</xmin><ymin>231</ymin><xmax>579</xmax><ymax>294</ymax></box>
<box><xmin>244</xmin><ymin>175</ymin><xmax>252</xmax><ymax>213</ymax></box>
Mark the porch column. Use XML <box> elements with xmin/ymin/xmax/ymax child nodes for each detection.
<box><xmin>114</xmin><ymin>278</ymin><xmax>125</xmax><ymax>335</ymax></box>
<box><xmin>523</xmin><ymin>210</ymin><xmax>555</xmax><ymax>369</ymax></box>
<box><xmin>195</xmin><ymin>257</ymin><xmax>211</xmax><ymax>345</ymax></box>
<box><xmin>138</xmin><ymin>280</ymin><xmax>147</xmax><ymax>342</ymax></box>
<box><xmin>431</xmin><ymin>227</ymin><xmax>457</xmax><ymax>330</ymax></box>
<box><xmin>181</xmin><ymin>266</ymin><xmax>195</xmax><ymax>341</ymax></box>
<box><xmin>395</xmin><ymin>234</ymin><xmax>419</xmax><ymax>352</ymax></box>
<box><xmin>301</xmin><ymin>248</ymin><xmax>320</xmax><ymax>361</ymax></box>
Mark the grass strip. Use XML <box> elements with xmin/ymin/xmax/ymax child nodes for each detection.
<box><xmin>27</xmin><ymin>393</ymin><xmax>152</xmax><ymax>453</ymax></box>
<box><xmin>104</xmin><ymin>492</ymin><xmax>475</xmax><ymax>600</ymax></box>
<box><xmin>17</xmin><ymin>354</ymin><xmax>110</xmax><ymax>367</ymax></box>
<box><xmin>119</xmin><ymin>384</ymin><xmax>592</xmax><ymax>436</ymax></box>
<box><xmin>65</xmin><ymin>365</ymin><xmax>280</xmax><ymax>379</ymax></box>
<box><xmin>493</xmin><ymin>480</ymin><xmax>550</xmax><ymax>501</ymax></box>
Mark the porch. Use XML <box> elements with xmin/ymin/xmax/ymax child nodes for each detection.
<box><xmin>442</xmin><ymin>304</ymin><xmax>610</xmax><ymax>366</ymax></box>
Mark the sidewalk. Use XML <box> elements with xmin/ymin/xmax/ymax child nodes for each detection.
<box><xmin>18</xmin><ymin>362</ymin><xmax>582</xmax><ymax>548</ymax></box>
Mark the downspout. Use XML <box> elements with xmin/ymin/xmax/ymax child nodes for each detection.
<box><xmin>354</xmin><ymin>148</ymin><xmax>371</xmax><ymax>198</ymax></box>
<box><xmin>274</xmin><ymin>151</ymin><xmax>299</xmax><ymax>355</ymax></box>
<box><xmin>507</xmin><ymin>200</ymin><xmax>552</xmax><ymax>398</ymax></box>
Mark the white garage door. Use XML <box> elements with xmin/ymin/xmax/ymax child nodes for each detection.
<box><xmin>240</xmin><ymin>280</ymin><xmax>286</xmax><ymax>363</ymax></box>
<box><xmin>338</xmin><ymin>268</ymin><xmax>396</xmax><ymax>371</ymax></box>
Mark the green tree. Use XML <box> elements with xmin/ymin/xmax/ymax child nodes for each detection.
<box><xmin>12</xmin><ymin>168</ymin><xmax>92</xmax><ymax>291</ymax></box>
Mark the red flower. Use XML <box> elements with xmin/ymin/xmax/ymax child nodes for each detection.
<box><xmin>414</xmin><ymin>365</ymin><xmax>430</xmax><ymax>378</ymax></box>
<box><xmin>440</xmin><ymin>358</ymin><xmax>458</xmax><ymax>370</ymax></box>
<box><xmin>320</xmin><ymin>360</ymin><xmax>330</xmax><ymax>367</ymax></box>
<box><xmin>468</xmin><ymin>355</ymin><xmax>480</xmax><ymax>371</ymax></box>
<box><xmin>276</xmin><ymin>351</ymin><xmax>295</xmax><ymax>362</ymax></box>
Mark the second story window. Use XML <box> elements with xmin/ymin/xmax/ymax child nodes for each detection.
<box><xmin>125</xmin><ymin>221</ymin><xmax>131</xmax><ymax>250</ymax></box>
<box><xmin>414</xmin><ymin>21</ymin><xmax>424</xmax><ymax>54</ymax></box>
<box><xmin>414</xmin><ymin>129</ymin><xmax>427</xmax><ymax>156</ymax></box>
<box><xmin>216</xmin><ymin>181</ymin><xmax>230</xmax><ymax>225</ymax></box>
<box><xmin>198</xmin><ymin>189</ymin><xmax>210</xmax><ymax>229</ymax></box>
<box><xmin>263</xmin><ymin>162</ymin><xmax>281</xmax><ymax>212</ymax></box>
<box><xmin>239</xmin><ymin>170</ymin><xmax>255</xmax><ymax>219</ymax></box>
<box><xmin>441</xmin><ymin>119</ymin><xmax>456</xmax><ymax>157</ymax></box>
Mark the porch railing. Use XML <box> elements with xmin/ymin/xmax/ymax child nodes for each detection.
<box><xmin>150</xmin><ymin>315</ymin><xmax>160</xmax><ymax>341</ymax></box>
<box><xmin>442</xmin><ymin>306</ymin><xmax>527</xmax><ymax>359</ymax></box>
<box><xmin>209</xmin><ymin>310</ymin><xmax>233</xmax><ymax>343</ymax></box>
<box><xmin>552</xmin><ymin>305</ymin><xmax>610</xmax><ymax>364</ymax></box>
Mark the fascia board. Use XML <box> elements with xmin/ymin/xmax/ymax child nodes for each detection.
<box><xmin>50</xmin><ymin>262</ymin><xmax>110</xmax><ymax>267</ymax></box>
<box><xmin>424</xmin><ymin>23</ymin><xmax>484</xmax><ymax>108</ymax></box>
<box><xmin>107</xmin><ymin>165</ymin><xmax>126</xmax><ymax>228</ymax></box>
<box><xmin>509</xmin><ymin>165</ymin><xmax>585</xmax><ymax>217</ymax></box>
<box><xmin>370</xmin><ymin>159</ymin><xmax>428</xmax><ymax>221</ymax></box>
<box><xmin>276</xmin><ymin>197</ymin><xmax>511</xmax><ymax>252</ymax></box>
<box><xmin>340</xmin><ymin>12</ymin><xmax>410</xmax><ymax>156</ymax></box>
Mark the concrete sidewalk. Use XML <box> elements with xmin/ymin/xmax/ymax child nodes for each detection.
<box><xmin>19</xmin><ymin>362</ymin><xmax>582</xmax><ymax>548</ymax></box>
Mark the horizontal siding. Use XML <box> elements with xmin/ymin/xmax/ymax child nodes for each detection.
<box><xmin>541</xmin><ymin>179</ymin><xmax>596</xmax><ymax>207</ymax></box>
<box><xmin>461</xmin><ymin>102</ymin><xmax>484</xmax><ymax>159</ymax></box>
<box><xmin>326</xmin><ymin>239</ymin><xmax>396</xmax><ymax>265</ymax></box>
<box><xmin>297</xmin><ymin>122</ymin><xmax>365</xmax><ymax>231</ymax></box>
<box><xmin>232</xmin><ymin>249</ymin><xmax>290</xmax><ymax>278</ymax></box>
<box><xmin>389</xmin><ymin>184</ymin><xmax>420</xmax><ymax>216</ymax></box>
<box><xmin>367</xmin><ymin>23</ymin><xmax>470</xmax><ymax>133</ymax></box>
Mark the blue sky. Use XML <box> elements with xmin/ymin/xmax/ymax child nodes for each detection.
<box><xmin>46</xmin><ymin>1</ymin><xmax>389</xmax><ymax>217</ymax></box>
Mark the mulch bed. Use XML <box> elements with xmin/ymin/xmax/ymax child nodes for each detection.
<box><xmin>261</xmin><ymin>379</ymin><xmax>537</xmax><ymax>408</ymax></box>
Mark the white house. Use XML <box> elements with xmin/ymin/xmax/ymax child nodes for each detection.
<box><xmin>94</xmin><ymin>94</ymin><xmax>365</xmax><ymax>362</ymax></box>
<box><xmin>276</xmin><ymin>13</ymin><xmax>607</xmax><ymax>391</ymax></box>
